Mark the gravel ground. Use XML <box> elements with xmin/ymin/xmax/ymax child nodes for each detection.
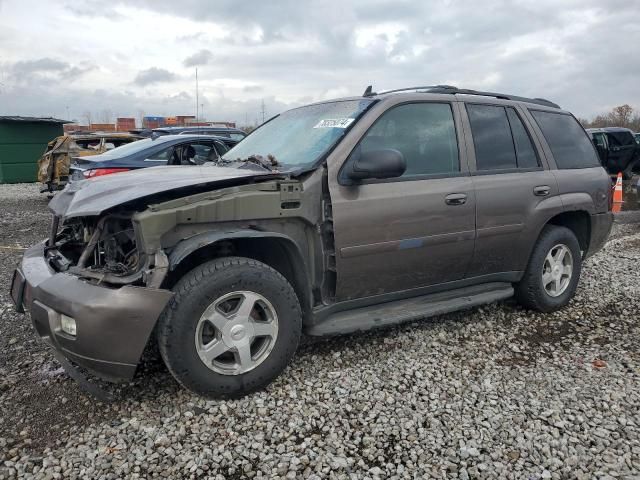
<box><xmin>1</xmin><ymin>183</ymin><xmax>639</xmax><ymax>480</ymax></box>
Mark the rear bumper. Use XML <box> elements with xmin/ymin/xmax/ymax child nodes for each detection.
<box><xmin>10</xmin><ymin>241</ymin><xmax>173</xmax><ymax>381</ymax></box>
<box><xmin>586</xmin><ymin>212</ymin><xmax>614</xmax><ymax>258</ymax></box>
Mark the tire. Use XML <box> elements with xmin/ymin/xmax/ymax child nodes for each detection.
<box><xmin>157</xmin><ymin>256</ymin><xmax>302</xmax><ymax>398</ymax></box>
<box><xmin>514</xmin><ymin>225</ymin><xmax>582</xmax><ymax>312</ymax></box>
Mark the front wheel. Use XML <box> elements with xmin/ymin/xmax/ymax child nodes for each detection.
<box><xmin>157</xmin><ymin>257</ymin><xmax>302</xmax><ymax>398</ymax></box>
<box><xmin>515</xmin><ymin>225</ymin><xmax>582</xmax><ymax>312</ymax></box>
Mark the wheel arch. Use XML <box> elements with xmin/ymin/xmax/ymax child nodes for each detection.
<box><xmin>545</xmin><ymin>210</ymin><xmax>591</xmax><ymax>254</ymax></box>
<box><xmin>165</xmin><ymin>230</ymin><xmax>313</xmax><ymax>322</ymax></box>
<box><xmin>516</xmin><ymin>209</ymin><xmax>592</xmax><ymax>282</ymax></box>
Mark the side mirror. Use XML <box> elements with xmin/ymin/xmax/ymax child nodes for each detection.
<box><xmin>341</xmin><ymin>147</ymin><xmax>406</xmax><ymax>184</ymax></box>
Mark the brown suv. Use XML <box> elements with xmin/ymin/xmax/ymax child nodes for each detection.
<box><xmin>11</xmin><ymin>86</ymin><xmax>613</xmax><ymax>398</ymax></box>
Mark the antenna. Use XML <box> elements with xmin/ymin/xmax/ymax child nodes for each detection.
<box><xmin>363</xmin><ymin>85</ymin><xmax>375</xmax><ymax>97</ymax></box>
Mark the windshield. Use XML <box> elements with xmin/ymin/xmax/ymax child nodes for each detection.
<box><xmin>222</xmin><ymin>99</ymin><xmax>373</xmax><ymax>168</ymax></box>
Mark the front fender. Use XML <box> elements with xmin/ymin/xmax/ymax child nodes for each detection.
<box><xmin>167</xmin><ymin>229</ymin><xmax>313</xmax><ymax>320</ymax></box>
<box><xmin>167</xmin><ymin>229</ymin><xmax>305</xmax><ymax>270</ymax></box>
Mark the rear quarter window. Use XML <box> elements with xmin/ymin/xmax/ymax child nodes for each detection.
<box><xmin>530</xmin><ymin>110</ymin><xmax>600</xmax><ymax>169</ymax></box>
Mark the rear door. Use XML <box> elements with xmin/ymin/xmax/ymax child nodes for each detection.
<box><xmin>461</xmin><ymin>102</ymin><xmax>559</xmax><ymax>278</ymax></box>
<box><xmin>328</xmin><ymin>101</ymin><xmax>476</xmax><ymax>301</ymax></box>
<box><xmin>605</xmin><ymin>131</ymin><xmax>638</xmax><ymax>174</ymax></box>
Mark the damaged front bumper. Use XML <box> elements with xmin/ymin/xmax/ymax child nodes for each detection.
<box><xmin>10</xmin><ymin>241</ymin><xmax>173</xmax><ymax>381</ymax></box>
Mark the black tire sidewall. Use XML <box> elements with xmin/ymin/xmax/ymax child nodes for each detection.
<box><xmin>157</xmin><ymin>258</ymin><xmax>302</xmax><ymax>398</ymax></box>
<box><xmin>518</xmin><ymin>226</ymin><xmax>582</xmax><ymax>312</ymax></box>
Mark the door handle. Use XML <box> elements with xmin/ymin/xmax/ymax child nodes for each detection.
<box><xmin>533</xmin><ymin>185</ymin><xmax>551</xmax><ymax>197</ymax></box>
<box><xmin>445</xmin><ymin>193</ymin><xmax>467</xmax><ymax>205</ymax></box>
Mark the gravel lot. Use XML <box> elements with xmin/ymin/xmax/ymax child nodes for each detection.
<box><xmin>1</xmin><ymin>183</ymin><xmax>639</xmax><ymax>479</ymax></box>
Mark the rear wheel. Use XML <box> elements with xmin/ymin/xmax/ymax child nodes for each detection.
<box><xmin>515</xmin><ymin>225</ymin><xmax>582</xmax><ymax>312</ymax></box>
<box><xmin>157</xmin><ymin>257</ymin><xmax>302</xmax><ymax>398</ymax></box>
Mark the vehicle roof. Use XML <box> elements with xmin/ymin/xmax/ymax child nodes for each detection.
<box><xmin>585</xmin><ymin>127</ymin><xmax>635</xmax><ymax>133</ymax></box>
<box><xmin>290</xmin><ymin>85</ymin><xmax>565</xmax><ymax>114</ymax></box>
<box><xmin>145</xmin><ymin>134</ymin><xmax>234</xmax><ymax>143</ymax></box>
<box><xmin>153</xmin><ymin>126</ymin><xmax>245</xmax><ymax>133</ymax></box>
<box><xmin>60</xmin><ymin>133</ymin><xmax>140</xmax><ymax>140</ymax></box>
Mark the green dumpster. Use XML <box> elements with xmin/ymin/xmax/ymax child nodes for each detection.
<box><xmin>0</xmin><ymin>116</ymin><xmax>67</xmax><ymax>183</ymax></box>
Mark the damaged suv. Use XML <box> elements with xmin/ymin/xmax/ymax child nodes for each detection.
<box><xmin>11</xmin><ymin>86</ymin><xmax>613</xmax><ymax>398</ymax></box>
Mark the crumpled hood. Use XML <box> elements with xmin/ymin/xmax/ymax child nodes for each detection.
<box><xmin>49</xmin><ymin>165</ymin><xmax>280</xmax><ymax>218</ymax></box>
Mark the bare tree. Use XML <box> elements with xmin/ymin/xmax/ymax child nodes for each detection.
<box><xmin>608</xmin><ymin>104</ymin><xmax>633</xmax><ymax>126</ymax></box>
<box><xmin>82</xmin><ymin>111</ymin><xmax>92</xmax><ymax>127</ymax></box>
<box><xmin>582</xmin><ymin>105</ymin><xmax>638</xmax><ymax>130</ymax></box>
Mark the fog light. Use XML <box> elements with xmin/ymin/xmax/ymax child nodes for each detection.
<box><xmin>60</xmin><ymin>314</ymin><xmax>77</xmax><ymax>336</ymax></box>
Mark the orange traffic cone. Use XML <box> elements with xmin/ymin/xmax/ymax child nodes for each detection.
<box><xmin>613</xmin><ymin>172</ymin><xmax>623</xmax><ymax>204</ymax></box>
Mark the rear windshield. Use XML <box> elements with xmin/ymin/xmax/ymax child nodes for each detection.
<box><xmin>531</xmin><ymin>111</ymin><xmax>600</xmax><ymax>169</ymax></box>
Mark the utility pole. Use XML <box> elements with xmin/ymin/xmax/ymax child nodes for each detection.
<box><xmin>195</xmin><ymin>68</ymin><xmax>199</xmax><ymax>121</ymax></box>
<box><xmin>260</xmin><ymin>99</ymin><xmax>266</xmax><ymax>124</ymax></box>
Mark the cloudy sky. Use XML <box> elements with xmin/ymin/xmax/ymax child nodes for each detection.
<box><xmin>0</xmin><ymin>0</ymin><xmax>638</xmax><ymax>126</ymax></box>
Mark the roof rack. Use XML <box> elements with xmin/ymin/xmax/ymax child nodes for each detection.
<box><xmin>365</xmin><ymin>85</ymin><xmax>560</xmax><ymax>109</ymax></box>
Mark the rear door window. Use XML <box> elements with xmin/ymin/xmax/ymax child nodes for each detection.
<box><xmin>467</xmin><ymin>104</ymin><xmax>542</xmax><ymax>172</ymax></box>
<box><xmin>530</xmin><ymin>111</ymin><xmax>600</xmax><ymax>169</ymax></box>
<box><xmin>506</xmin><ymin>108</ymin><xmax>539</xmax><ymax>168</ymax></box>
<box><xmin>146</xmin><ymin>146</ymin><xmax>173</xmax><ymax>162</ymax></box>
<box><xmin>170</xmin><ymin>141</ymin><xmax>218</xmax><ymax>165</ymax></box>
<box><xmin>466</xmin><ymin>104</ymin><xmax>517</xmax><ymax>170</ymax></box>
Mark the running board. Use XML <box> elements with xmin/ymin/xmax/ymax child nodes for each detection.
<box><xmin>307</xmin><ymin>283</ymin><xmax>514</xmax><ymax>336</ymax></box>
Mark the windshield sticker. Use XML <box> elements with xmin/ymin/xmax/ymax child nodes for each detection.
<box><xmin>313</xmin><ymin>118</ymin><xmax>355</xmax><ymax>129</ymax></box>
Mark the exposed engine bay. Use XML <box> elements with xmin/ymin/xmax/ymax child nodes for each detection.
<box><xmin>47</xmin><ymin>213</ymin><xmax>167</xmax><ymax>288</ymax></box>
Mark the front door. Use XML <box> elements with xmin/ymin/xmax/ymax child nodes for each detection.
<box><xmin>328</xmin><ymin>101</ymin><xmax>476</xmax><ymax>302</ymax></box>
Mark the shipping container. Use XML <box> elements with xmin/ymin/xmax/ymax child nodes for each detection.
<box><xmin>176</xmin><ymin>115</ymin><xmax>196</xmax><ymax>126</ymax></box>
<box><xmin>0</xmin><ymin>116</ymin><xmax>67</xmax><ymax>183</ymax></box>
<box><xmin>142</xmin><ymin>116</ymin><xmax>166</xmax><ymax>128</ymax></box>
<box><xmin>116</xmin><ymin>118</ymin><xmax>136</xmax><ymax>131</ymax></box>
<box><xmin>89</xmin><ymin>123</ymin><xmax>116</xmax><ymax>132</ymax></box>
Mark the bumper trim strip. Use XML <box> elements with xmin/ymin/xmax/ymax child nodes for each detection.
<box><xmin>51</xmin><ymin>349</ymin><xmax>114</xmax><ymax>403</ymax></box>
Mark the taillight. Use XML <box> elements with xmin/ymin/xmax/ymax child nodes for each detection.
<box><xmin>83</xmin><ymin>168</ymin><xmax>130</xmax><ymax>178</ymax></box>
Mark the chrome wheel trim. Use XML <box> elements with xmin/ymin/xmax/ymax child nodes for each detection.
<box><xmin>542</xmin><ymin>244</ymin><xmax>573</xmax><ymax>297</ymax></box>
<box><xmin>195</xmin><ymin>291</ymin><xmax>279</xmax><ymax>375</ymax></box>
